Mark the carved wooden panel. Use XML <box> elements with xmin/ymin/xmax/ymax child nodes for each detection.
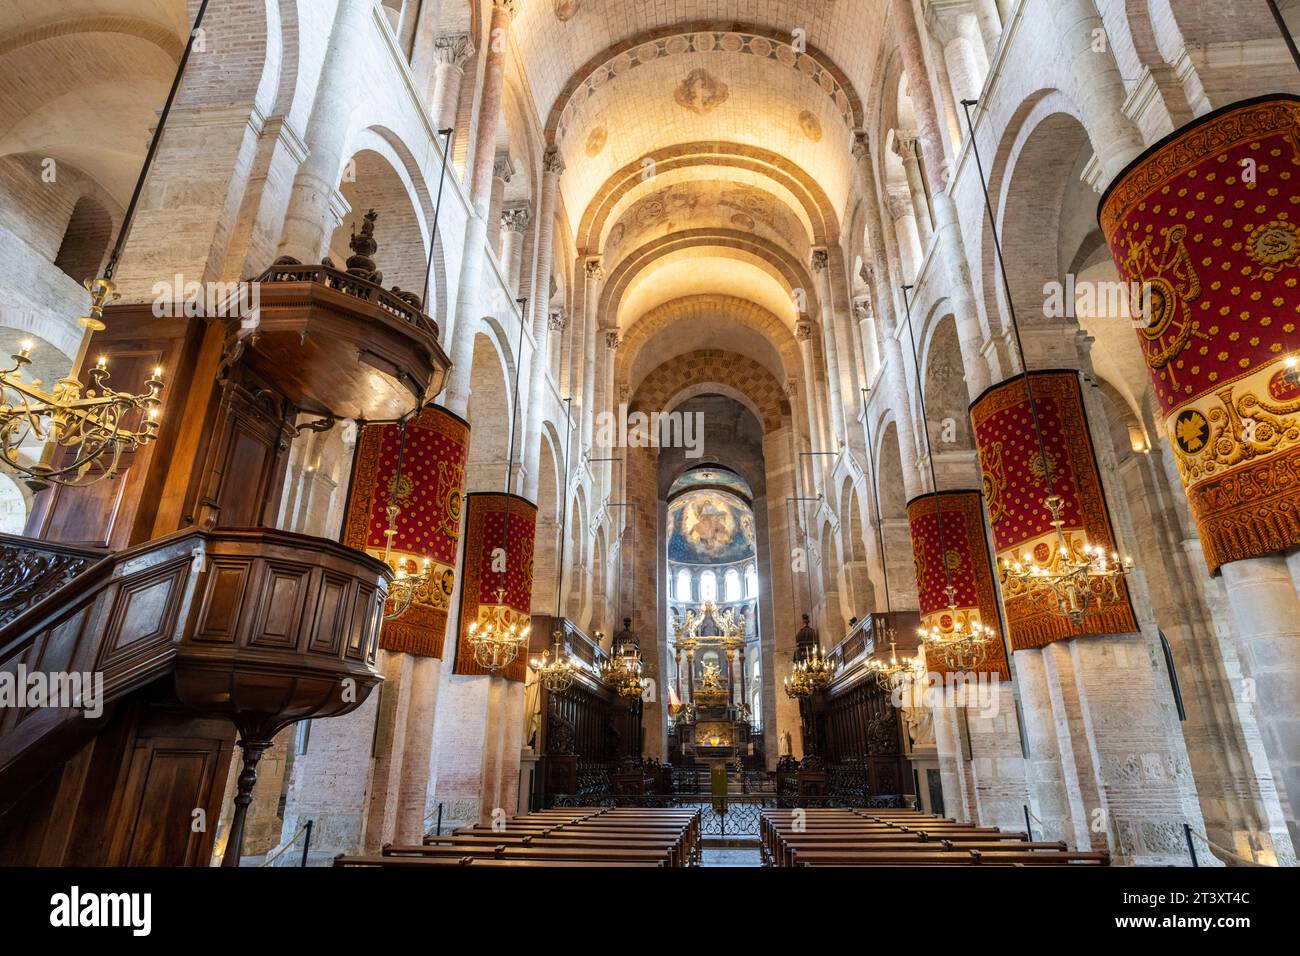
<box><xmin>192</xmin><ymin>560</ymin><xmax>250</xmax><ymax>643</ymax></box>
<box><xmin>308</xmin><ymin>573</ymin><xmax>351</xmax><ymax>656</ymax></box>
<box><xmin>248</xmin><ymin>561</ymin><xmax>310</xmax><ymax>649</ymax></box>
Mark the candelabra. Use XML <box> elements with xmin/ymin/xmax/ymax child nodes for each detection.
<box><xmin>531</xmin><ymin>632</ymin><xmax>579</xmax><ymax>693</ymax></box>
<box><xmin>866</xmin><ymin>638</ymin><xmax>922</xmax><ymax>692</ymax></box>
<box><xmin>0</xmin><ymin>280</ymin><xmax>164</xmax><ymax>491</ymax></box>
<box><xmin>467</xmin><ymin>587</ymin><xmax>530</xmax><ymax>672</ymax></box>
<box><xmin>601</xmin><ymin>648</ymin><xmax>646</xmax><ymax>700</ymax></box>
<box><xmin>1000</xmin><ymin>494</ymin><xmax>1134</xmax><ymax>629</ymax></box>
<box><xmin>379</xmin><ymin>497</ymin><xmax>433</xmax><ymax>622</ymax></box>
<box><xmin>783</xmin><ymin>647</ymin><xmax>836</xmax><ymax>699</ymax></box>
<box><xmin>918</xmin><ymin>585</ymin><xmax>997</xmax><ymax>670</ymax></box>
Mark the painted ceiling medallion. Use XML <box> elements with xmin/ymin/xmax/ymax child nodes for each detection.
<box><xmin>553</xmin><ymin>0</ymin><xmax>582</xmax><ymax>21</ymax></box>
<box><xmin>674</xmin><ymin>68</ymin><xmax>729</xmax><ymax>115</ymax></box>
<box><xmin>799</xmin><ymin>109</ymin><xmax>823</xmax><ymax>141</ymax></box>
<box><xmin>585</xmin><ymin>125</ymin><xmax>607</xmax><ymax>157</ymax></box>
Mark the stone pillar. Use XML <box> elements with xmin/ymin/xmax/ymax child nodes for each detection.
<box><xmin>499</xmin><ymin>203</ymin><xmax>530</xmax><ymax>294</ymax></box>
<box><xmin>853</xmin><ymin>297</ymin><xmax>880</xmax><ymax>383</ymax></box>
<box><xmin>599</xmin><ymin>329</ymin><xmax>620</xmax><ymax>501</ymax></box>
<box><xmin>889</xmin><ymin>0</ymin><xmax>950</xmax><ymax>189</ymax></box>
<box><xmin>894</xmin><ymin>131</ymin><xmax>933</xmax><ymax>249</ymax></box>
<box><xmin>522</xmin><ymin>149</ymin><xmax>565</xmax><ymax>502</ymax></box>
<box><xmin>810</xmin><ymin>250</ymin><xmax>847</xmax><ymax>449</ymax></box>
<box><xmin>888</xmin><ymin>189</ymin><xmax>923</xmax><ymax>283</ymax></box>
<box><xmin>942</xmin><ymin>31</ymin><xmax>985</xmax><ymax>107</ymax></box>
<box><xmin>547</xmin><ymin>309</ymin><xmax>566</xmax><ymax>384</ymax></box>
<box><xmin>1051</xmin><ymin>0</ymin><xmax>1145</xmax><ymax>182</ymax></box>
<box><xmin>487</xmin><ymin>152</ymin><xmax>514</xmax><ymax>259</ymax></box>
<box><xmin>795</xmin><ymin>317</ymin><xmax>830</xmax><ymax>464</ymax></box>
<box><xmin>277</xmin><ymin>0</ymin><xmax>373</xmax><ymax>262</ymax></box>
<box><xmin>428</xmin><ymin>33</ymin><xmax>471</xmax><ymax>131</ymax></box>
<box><xmin>882</xmin><ymin>333</ymin><xmax>923</xmax><ymax>500</ymax></box>
<box><xmin>442</xmin><ymin>0</ymin><xmax>514</xmax><ymax>416</ymax></box>
<box><xmin>580</xmin><ymin>258</ymin><xmax>604</xmax><ymax>456</ymax></box>
<box><xmin>973</xmin><ymin>0</ymin><xmax>1002</xmax><ymax>58</ymax></box>
<box><xmin>1221</xmin><ymin>556</ymin><xmax>1300</xmax><ymax>850</ymax></box>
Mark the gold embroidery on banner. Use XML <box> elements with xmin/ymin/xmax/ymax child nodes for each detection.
<box><xmin>1169</xmin><ymin>366</ymin><xmax>1300</xmax><ymax>488</ymax></box>
<box><xmin>980</xmin><ymin>440</ymin><xmax>1006</xmax><ymax>526</ymax></box>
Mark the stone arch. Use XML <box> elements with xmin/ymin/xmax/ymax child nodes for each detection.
<box><xmin>465</xmin><ymin>330</ymin><xmax>513</xmax><ymax>493</ymax></box>
<box><xmin>919</xmin><ymin>311</ymin><xmax>974</xmax><ymax>451</ymax></box>
<box><xmin>544</xmin><ymin>23</ymin><xmax>864</xmax><ymax>150</ymax></box>
<box><xmin>577</xmin><ymin>142</ymin><xmax>839</xmax><ymax>252</ymax></box>
<box><xmin>631</xmin><ymin>350</ymin><xmax>786</xmax><ymax>434</ymax></box>
<box><xmin>599</xmin><ymin>229</ymin><xmax>815</xmax><ymax>328</ymax></box>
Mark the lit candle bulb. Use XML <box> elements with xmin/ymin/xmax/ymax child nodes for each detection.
<box><xmin>96</xmin><ymin>355</ymin><xmax>107</xmax><ymax>369</ymax></box>
<box><xmin>19</xmin><ymin>340</ymin><xmax>32</xmax><ymax>358</ymax></box>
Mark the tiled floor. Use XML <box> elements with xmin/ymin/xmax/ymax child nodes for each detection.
<box><xmin>700</xmin><ymin>846</ymin><xmax>762</xmax><ymax>867</ymax></box>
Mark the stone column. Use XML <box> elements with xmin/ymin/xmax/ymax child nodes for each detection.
<box><xmin>547</xmin><ymin>309</ymin><xmax>566</xmax><ymax>384</ymax></box>
<box><xmin>428</xmin><ymin>33</ymin><xmax>471</xmax><ymax>132</ymax></box>
<box><xmin>487</xmin><ymin>152</ymin><xmax>514</xmax><ymax>259</ymax></box>
<box><xmin>580</xmin><ymin>258</ymin><xmax>604</xmax><ymax>456</ymax></box>
<box><xmin>889</xmin><ymin>0</ymin><xmax>950</xmax><ymax>190</ymax></box>
<box><xmin>599</xmin><ymin>329</ymin><xmax>620</xmax><ymax>502</ymax></box>
<box><xmin>795</xmin><ymin>317</ymin><xmax>830</xmax><ymax>464</ymax></box>
<box><xmin>499</xmin><ymin>203</ymin><xmax>530</xmax><ymax>295</ymax></box>
<box><xmin>1051</xmin><ymin>0</ymin><xmax>1145</xmax><ymax>183</ymax></box>
<box><xmin>1221</xmin><ymin>556</ymin><xmax>1300</xmax><ymax>850</ymax></box>
<box><xmin>894</xmin><ymin>131</ymin><xmax>933</xmax><ymax>249</ymax></box>
<box><xmin>810</xmin><ymin>250</ymin><xmax>847</xmax><ymax>449</ymax></box>
<box><xmin>883</xmin><ymin>332</ymin><xmax>923</xmax><ymax>501</ymax></box>
<box><xmin>442</xmin><ymin>0</ymin><xmax>514</xmax><ymax>416</ymax></box>
<box><xmin>277</xmin><ymin>0</ymin><xmax>372</xmax><ymax>262</ymax></box>
<box><xmin>854</xmin><ymin>297</ymin><xmax>880</xmax><ymax>383</ymax></box>
<box><xmin>973</xmin><ymin>0</ymin><xmax>1002</xmax><ymax>59</ymax></box>
<box><xmin>942</xmin><ymin>31</ymin><xmax>985</xmax><ymax>110</ymax></box>
<box><xmin>888</xmin><ymin>189</ymin><xmax>923</xmax><ymax>282</ymax></box>
<box><xmin>522</xmin><ymin>149</ymin><xmax>565</xmax><ymax>502</ymax></box>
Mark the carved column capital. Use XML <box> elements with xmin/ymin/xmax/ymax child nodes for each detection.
<box><xmin>605</xmin><ymin>330</ymin><xmax>621</xmax><ymax>350</ymax></box>
<box><xmin>795</xmin><ymin>318</ymin><xmax>816</xmax><ymax>341</ymax></box>
<box><xmin>501</xmin><ymin>203</ymin><xmax>532</xmax><ymax>233</ymax></box>
<box><xmin>886</xmin><ymin>186</ymin><xmax>914</xmax><ymax>221</ymax></box>
<box><xmin>431</xmin><ymin>32</ymin><xmax>472</xmax><ymax>68</ymax></box>
<box><xmin>493</xmin><ymin>151</ymin><xmax>516</xmax><ymax>183</ymax></box>
<box><xmin>853</xmin><ymin>297</ymin><xmax>874</xmax><ymax>322</ymax></box>
<box><xmin>542</xmin><ymin>147</ymin><xmax>566</xmax><ymax>176</ymax></box>
<box><xmin>585</xmin><ymin>257</ymin><xmax>605</xmax><ymax>282</ymax></box>
<box><xmin>786</xmin><ymin>378</ymin><xmax>800</xmax><ymax>398</ymax></box>
<box><xmin>618</xmin><ymin>383</ymin><xmax>632</xmax><ymax>402</ymax></box>
<box><xmin>851</xmin><ymin>130</ymin><xmax>871</xmax><ymax>163</ymax></box>
<box><xmin>548</xmin><ymin>309</ymin><xmax>567</xmax><ymax>332</ymax></box>
<box><xmin>493</xmin><ymin>0</ymin><xmax>518</xmax><ymax>19</ymax></box>
<box><xmin>893</xmin><ymin>129</ymin><xmax>919</xmax><ymax>160</ymax></box>
<box><xmin>810</xmin><ymin>248</ymin><xmax>830</xmax><ymax>274</ymax></box>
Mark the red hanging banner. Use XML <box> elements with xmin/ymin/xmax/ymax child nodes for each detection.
<box><xmin>342</xmin><ymin>405</ymin><xmax>469</xmax><ymax>658</ymax></box>
<box><xmin>453</xmin><ymin>492</ymin><xmax>537</xmax><ymax>682</ymax></box>
<box><xmin>1100</xmin><ymin>94</ymin><xmax>1300</xmax><ymax>572</ymax></box>
<box><xmin>970</xmin><ymin>370</ymin><xmax>1138</xmax><ymax>649</ymax></box>
<box><xmin>906</xmin><ymin>490</ymin><xmax>1009</xmax><ymax>679</ymax></box>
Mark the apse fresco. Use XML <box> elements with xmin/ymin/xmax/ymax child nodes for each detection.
<box><xmin>667</xmin><ymin>489</ymin><xmax>756</xmax><ymax>564</ymax></box>
<box><xmin>667</xmin><ymin>465</ymin><xmax>753</xmax><ymax>501</ymax></box>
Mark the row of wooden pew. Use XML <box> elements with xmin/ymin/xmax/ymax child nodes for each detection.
<box><xmin>334</xmin><ymin>807</ymin><xmax>701</xmax><ymax>868</ymax></box>
<box><xmin>760</xmin><ymin>808</ymin><xmax>1110</xmax><ymax>866</ymax></box>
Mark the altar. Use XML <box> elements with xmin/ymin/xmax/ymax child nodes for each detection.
<box><xmin>668</xmin><ymin>601</ymin><xmax>756</xmax><ymax>766</ymax></box>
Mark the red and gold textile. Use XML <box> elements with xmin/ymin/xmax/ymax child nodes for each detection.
<box><xmin>453</xmin><ymin>492</ymin><xmax>537</xmax><ymax>682</ymax></box>
<box><xmin>1100</xmin><ymin>94</ymin><xmax>1300</xmax><ymax>571</ymax></box>
<box><xmin>907</xmin><ymin>490</ymin><xmax>1008</xmax><ymax>678</ymax></box>
<box><xmin>342</xmin><ymin>405</ymin><xmax>469</xmax><ymax>657</ymax></box>
<box><xmin>970</xmin><ymin>371</ymin><xmax>1137</xmax><ymax>649</ymax></box>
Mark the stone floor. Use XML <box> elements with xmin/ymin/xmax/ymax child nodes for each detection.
<box><xmin>700</xmin><ymin>845</ymin><xmax>762</xmax><ymax>867</ymax></box>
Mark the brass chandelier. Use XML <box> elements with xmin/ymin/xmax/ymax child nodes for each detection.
<box><xmin>531</xmin><ymin>631</ymin><xmax>579</xmax><ymax>693</ymax></box>
<box><xmin>601</xmin><ymin>645</ymin><xmax>646</xmax><ymax>700</ymax></box>
<box><xmin>1000</xmin><ymin>494</ymin><xmax>1133</xmax><ymax>629</ymax></box>
<box><xmin>1</xmin><ymin>289</ymin><xmax>164</xmax><ymax>491</ymax></box>
<box><xmin>866</xmin><ymin>636</ymin><xmax>922</xmax><ymax>692</ymax></box>
<box><xmin>783</xmin><ymin>647</ymin><xmax>836</xmax><ymax>700</ymax></box>
<box><xmin>918</xmin><ymin>585</ymin><xmax>997</xmax><ymax>671</ymax></box>
<box><xmin>0</xmin><ymin>0</ymin><xmax>217</xmax><ymax>492</ymax></box>
<box><xmin>467</xmin><ymin>587</ymin><xmax>530</xmax><ymax>671</ymax></box>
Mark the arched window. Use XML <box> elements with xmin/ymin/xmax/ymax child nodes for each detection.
<box><xmin>744</xmin><ymin>564</ymin><xmax>758</xmax><ymax>598</ymax></box>
<box><xmin>724</xmin><ymin>568</ymin><xmax>741</xmax><ymax>602</ymax></box>
<box><xmin>699</xmin><ymin>570</ymin><xmax>717</xmax><ymax>603</ymax></box>
<box><xmin>675</xmin><ymin>568</ymin><xmax>692</xmax><ymax>601</ymax></box>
